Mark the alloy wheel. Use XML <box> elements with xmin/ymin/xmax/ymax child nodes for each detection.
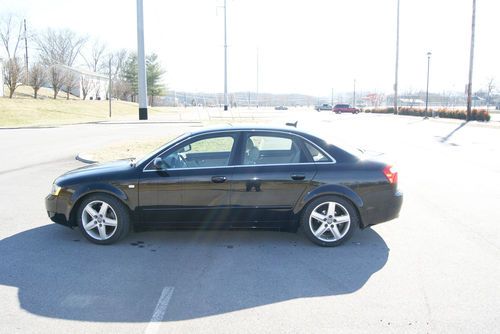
<box><xmin>309</xmin><ymin>201</ymin><xmax>351</xmax><ymax>242</ymax></box>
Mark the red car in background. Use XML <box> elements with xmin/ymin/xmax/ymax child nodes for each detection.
<box><xmin>333</xmin><ymin>104</ymin><xmax>360</xmax><ymax>114</ymax></box>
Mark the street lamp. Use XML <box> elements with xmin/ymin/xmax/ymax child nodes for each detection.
<box><xmin>223</xmin><ymin>0</ymin><xmax>228</xmax><ymax>111</ymax></box>
<box><xmin>424</xmin><ymin>51</ymin><xmax>432</xmax><ymax>119</ymax></box>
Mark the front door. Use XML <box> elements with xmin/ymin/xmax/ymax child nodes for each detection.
<box><xmin>139</xmin><ymin>133</ymin><xmax>238</xmax><ymax>225</ymax></box>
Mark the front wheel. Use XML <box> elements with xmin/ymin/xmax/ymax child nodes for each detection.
<box><xmin>76</xmin><ymin>194</ymin><xmax>130</xmax><ymax>245</ymax></box>
<box><xmin>302</xmin><ymin>196</ymin><xmax>358</xmax><ymax>247</ymax></box>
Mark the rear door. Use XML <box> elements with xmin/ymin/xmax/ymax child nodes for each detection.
<box><xmin>229</xmin><ymin>132</ymin><xmax>316</xmax><ymax>226</ymax></box>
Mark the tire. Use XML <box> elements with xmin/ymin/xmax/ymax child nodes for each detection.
<box><xmin>301</xmin><ymin>195</ymin><xmax>358</xmax><ymax>247</ymax></box>
<box><xmin>76</xmin><ymin>193</ymin><xmax>130</xmax><ymax>245</ymax></box>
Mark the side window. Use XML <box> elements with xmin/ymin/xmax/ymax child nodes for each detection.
<box><xmin>243</xmin><ymin>135</ymin><xmax>305</xmax><ymax>165</ymax></box>
<box><xmin>304</xmin><ymin>142</ymin><xmax>331</xmax><ymax>162</ymax></box>
<box><xmin>158</xmin><ymin>136</ymin><xmax>234</xmax><ymax>169</ymax></box>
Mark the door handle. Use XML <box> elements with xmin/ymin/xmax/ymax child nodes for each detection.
<box><xmin>291</xmin><ymin>174</ymin><xmax>306</xmax><ymax>181</ymax></box>
<box><xmin>211</xmin><ymin>176</ymin><xmax>227</xmax><ymax>183</ymax></box>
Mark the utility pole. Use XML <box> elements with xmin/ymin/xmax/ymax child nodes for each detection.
<box><xmin>331</xmin><ymin>88</ymin><xmax>334</xmax><ymax>106</ymax></box>
<box><xmin>256</xmin><ymin>47</ymin><xmax>259</xmax><ymax>108</ymax></box>
<box><xmin>394</xmin><ymin>0</ymin><xmax>400</xmax><ymax>114</ymax></box>
<box><xmin>109</xmin><ymin>56</ymin><xmax>112</xmax><ymax>118</ymax></box>
<box><xmin>24</xmin><ymin>19</ymin><xmax>29</xmax><ymax>84</ymax></box>
<box><xmin>223</xmin><ymin>0</ymin><xmax>228</xmax><ymax>111</ymax></box>
<box><xmin>466</xmin><ymin>0</ymin><xmax>476</xmax><ymax>122</ymax></box>
<box><xmin>425</xmin><ymin>52</ymin><xmax>432</xmax><ymax>119</ymax></box>
<box><xmin>353</xmin><ymin>79</ymin><xmax>356</xmax><ymax>108</ymax></box>
<box><xmin>137</xmin><ymin>0</ymin><xmax>148</xmax><ymax>120</ymax></box>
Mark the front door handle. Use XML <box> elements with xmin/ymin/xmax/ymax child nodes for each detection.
<box><xmin>211</xmin><ymin>176</ymin><xmax>227</xmax><ymax>183</ymax></box>
<box><xmin>291</xmin><ymin>174</ymin><xmax>306</xmax><ymax>181</ymax></box>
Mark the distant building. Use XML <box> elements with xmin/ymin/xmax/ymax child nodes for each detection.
<box><xmin>58</xmin><ymin>65</ymin><xmax>109</xmax><ymax>100</ymax></box>
<box><xmin>400</xmin><ymin>97</ymin><xmax>424</xmax><ymax>107</ymax></box>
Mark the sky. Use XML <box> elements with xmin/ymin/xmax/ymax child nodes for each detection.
<box><xmin>1</xmin><ymin>0</ymin><xmax>499</xmax><ymax>96</ymax></box>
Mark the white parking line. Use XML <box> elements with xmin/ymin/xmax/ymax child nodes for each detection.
<box><xmin>144</xmin><ymin>286</ymin><xmax>175</xmax><ymax>334</ymax></box>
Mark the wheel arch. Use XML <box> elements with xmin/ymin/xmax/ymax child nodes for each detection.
<box><xmin>294</xmin><ymin>185</ymin><xmax>364</xmax><ymax>228</ymax></box>
<box><xmin>67</xmin><ymin>184</ymin><xmax>131</xmax><ymax>226</ymax></box>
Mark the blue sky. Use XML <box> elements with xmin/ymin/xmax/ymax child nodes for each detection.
<box><xmin>1</xmin><ymin>0</ymin><xmax>499</xmax><ymax>96</ymax></box>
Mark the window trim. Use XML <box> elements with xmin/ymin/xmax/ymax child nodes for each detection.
<box><xmin>143</xmin><ymin>132</ymin><xmax>239</xmax><ymax>171</ymax></box>
<box><xmin>142</xmin><ymin>129</ymin><xmax>335</xmax><ymax>172</ymax></box>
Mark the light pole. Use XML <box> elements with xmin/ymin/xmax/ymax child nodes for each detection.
<box><xmin>223</xmin><ymin>0</ymin><xmax>228</xmax><ymax>111</ymax></box>
<box><xmin>466</xmin><ymin>0</ymin><xmax>476</xmax><ymax>122</ymax></box>
<box><xmin>424</xmin><ymin>51</ymin><xmax>432</xmax><ymax>119</ymax></box>
<box><xmin>353</xmin><ymin>79</ymin><xmax>356</xmax><ymax>108</ymax></box>
<box><xmin>394</xmin><ymin>0</ymin><xmax>400</xmax><ymax>115</ymax></box>
<box><xmin>137</xmin><ymin>0</ymin><xmax>148</xmax><ymax>120</ymax></box>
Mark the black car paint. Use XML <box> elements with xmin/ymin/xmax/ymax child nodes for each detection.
<box><xmin>46</xmin><ymin>126</ymin><xmax>402</xmax><ymax>231</ymax></box>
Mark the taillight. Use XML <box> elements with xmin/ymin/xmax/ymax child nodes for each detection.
<box><xmin>383</xmin><ymin>165</ymin><xmax>398</xmax><ymax>184</ymax></box>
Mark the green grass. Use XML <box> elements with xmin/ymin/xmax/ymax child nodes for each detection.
<box><xmin>0</xmin><ymin>85</ymin><xmax>178</xmax><ymax>127</ymax></box>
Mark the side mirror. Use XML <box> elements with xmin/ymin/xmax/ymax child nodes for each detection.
<box><xmin>153</xmin><ymin>157</ymin><xmax>164</xmax><ymax>170</ymax></box>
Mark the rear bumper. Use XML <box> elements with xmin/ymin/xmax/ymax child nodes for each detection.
<box><xmin>360</xmin><ymin>190</ymin><xmax>403</xmax><ymax>228</ymax></box>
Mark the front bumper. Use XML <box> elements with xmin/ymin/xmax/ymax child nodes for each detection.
<box><xmin>45</xmin><ymin>194</ymin><xmax>72</xmax><ymax>227</ymax></box>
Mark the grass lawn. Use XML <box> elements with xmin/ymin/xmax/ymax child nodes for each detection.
<box><xmin>0</xmin><ymin>85</ymin><xmax>177</xmax><ymax>127</ymax></box>
<box><xmin>87</xmin><ymin>135</ymin><xmax>180</xmax><ymax>162</ymax></box>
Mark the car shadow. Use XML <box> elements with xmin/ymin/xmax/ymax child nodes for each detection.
<box><xmin>0</xmin><ymin>224</ymin><xmax>389</xmax><ymax>322</ymax></box>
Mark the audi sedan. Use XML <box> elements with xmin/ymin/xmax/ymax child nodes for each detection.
<box><xmin>45</xmin><ymin>126</ymin><xmax>403</xmax><ymax>247</ymax></box>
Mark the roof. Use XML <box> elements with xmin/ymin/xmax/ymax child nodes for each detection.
<box><xmin>188</xmin><ymin>124</ymin><xmax>314</xmax><ymax>138</ymax></box>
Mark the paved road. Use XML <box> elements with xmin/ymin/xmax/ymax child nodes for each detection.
<box><xmin>0</xmin><ymin>112</ymin><xmax>499</xmax><ymax>333</ymax></box>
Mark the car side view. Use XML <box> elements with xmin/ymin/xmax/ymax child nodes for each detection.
<box><xmin>45</xmin><ymin>126</ymin><xmax>402</xmax><ymax>247</ymax></box>
<box><xmin>333</xmin><ymin>104</ymin><xmax>360</xmax><ymax>114</ymax></box>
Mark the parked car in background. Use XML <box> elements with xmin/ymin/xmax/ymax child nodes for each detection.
<box><xmin>333</xmin><ymin>104</ymin><xmax>360</xmax><ymax>114</ymax></box>
<box><xmin>45</xmin><ymin>126</ymin><xmax>402</xmax><ymax>247</ymax></box>
<box><xmin>315</xmin><ymin>103</ymin><xmax>332</xmax><ymax>111</ymax></box>
<box><xmin>274</xmin><ymin>106</ymin><xmax>288</xmax><ymax>110</ymax></box>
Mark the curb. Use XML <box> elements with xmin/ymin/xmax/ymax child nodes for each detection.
<box><xmin>75</xmin><ymin>153</ymin><xmax>98</xmax><ymax>164</ymax></box>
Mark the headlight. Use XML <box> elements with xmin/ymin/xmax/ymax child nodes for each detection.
<box><xmin>51</xmin><ymin>184</ymin><xmax>62</xmax><ymax>196</ymax></box>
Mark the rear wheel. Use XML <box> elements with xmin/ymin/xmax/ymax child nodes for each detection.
<box><xmin>302</xmin><ymin>196</ymin><xmax>358</xmax><ymax>247</ymax></box>
<box><xmin>76</xmin><ymin>194</ymin><xmax>130</xmax><ymax>245</ymax></box>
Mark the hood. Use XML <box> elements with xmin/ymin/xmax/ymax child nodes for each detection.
<box><xmin>56</xmin><ymin>159</ymin><xmax>135</xmax><ymax>185</ymax></box>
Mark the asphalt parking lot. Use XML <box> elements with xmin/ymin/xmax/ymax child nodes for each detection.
<box><xmin>0</xmin><ymin>110</ymin><xmax>499</xmax><ymax>333</ymax></box>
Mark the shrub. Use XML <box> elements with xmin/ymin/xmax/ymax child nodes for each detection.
<box><xmin>367</xmin><ymin>106</ymin><xmax>490</xmax><ymax>122</ymax></box>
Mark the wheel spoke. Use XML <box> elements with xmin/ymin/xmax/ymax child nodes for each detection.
<box><xmin>97</xmin><ymin>224</ymin><xmax>107</xmax><ymax>239</ymax></box>
<box><xmin>311</xmin><ymin>211</ymin><xmax>326</xmax><ymax>222</ymax></box>
<box><xmin>84</xmin><ymin>220</ymin><xmax>97</xmax><ymax>230</ymax></box>
<box><xmin>99</xmin><ymin>202</ymin><xmax>109</xmax><ymax>216</ymax></box>
<box><xmin>330</xmin><ymin>225</ymin><xmax>341</xmax><ymax>240</ymax></box>
<box><xmin>85</xmin><ymin>206</ymin><xmax>98</xmax><ymax>218</ymax></box>
<box><xmin>336</xmin><ymin>214</ymin><xmax>350</xmax><ymax>224</ymax></box>
<box><xmin>103</xmin><ymin>218</ymin><xmax>117</xmax><ymax>227</ymax></box>
<box><xmin>326</xmin><ymin>202</ymin><xmax>336</xmax><ymax>218</ymax></box>
<box><xmin>314</xmin><ymin>224</ymin><xmax>328</xmax><ymax>237</ymax></box>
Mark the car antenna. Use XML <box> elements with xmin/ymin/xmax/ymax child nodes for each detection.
<box><xmin>285</xmin><ymin>121</ymin><xmax>298</xmax><ymax>128</ymax></box>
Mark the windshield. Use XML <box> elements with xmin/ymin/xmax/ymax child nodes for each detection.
<box><xmin>135</xmin><ymin>132</ymin><xmax>191</xmax><ymax>165</ymax></box>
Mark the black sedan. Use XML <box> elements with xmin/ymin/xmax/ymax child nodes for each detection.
<box><xmin>45</xmin><ymin>126</ymin><xmax>402</xmax><ymax>247</ymax></box>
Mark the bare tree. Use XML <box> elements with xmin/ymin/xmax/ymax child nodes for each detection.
<box><xmin>80</xmin><ymin>75</ymin><xmax>94</xmax><ymax>100</ymax></box>
<box><xmin>63</xmin><ymin>69</ymin><xmax>79</xmax><ymax>100</ymax></box>
<box><xmin>0</xmin><ymin>14</ymin><xmax>24</xmax><ymax>98</ymax></box>
<box><xmin>486</xmin><ymin>78</ymin><xmax>495</xmax><ymax>110</ymax></box>
<box><xmin>82</xmin><ymin>39</ymin><xmax>107</xmax><ymax>73</ymax></box>
<box><xmin>2</xmin><ymin>57</ymin><xmax>23</xmax><ymax>98</ymax></box>
<box><xmin>34</xmin><ymin>28</ymin><xmax>87</xmax><ymax>99</ymax></box>
<box><xmin>48</xmin><ymin>65</ymin><xmax>64</xmax><ymax>99</ymax></box>
<box><xmin>28</xmin><ymin>62</ymin><xmax>46</xmax><ymax>98</ymax></box>
<box><xmin>108</xmin><ymin>49</ymin><xmax>128</xmax><ymax>100</ymax></box>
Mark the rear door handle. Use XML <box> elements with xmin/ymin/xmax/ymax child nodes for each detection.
<box><xmin>211</xmin><ymin>176</ymin><xmax>227</xmax><ymax>183</ymax></box>
<box><xmin>291</xmin><ymin>174</ymin><xmax>305</xmax><ymax>181</ymax></box>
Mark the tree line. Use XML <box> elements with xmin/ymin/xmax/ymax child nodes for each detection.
<box><xmin>0</xmin><ymin>14</ymin><xmax>166</xmax><ymax>105</ymax></box>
